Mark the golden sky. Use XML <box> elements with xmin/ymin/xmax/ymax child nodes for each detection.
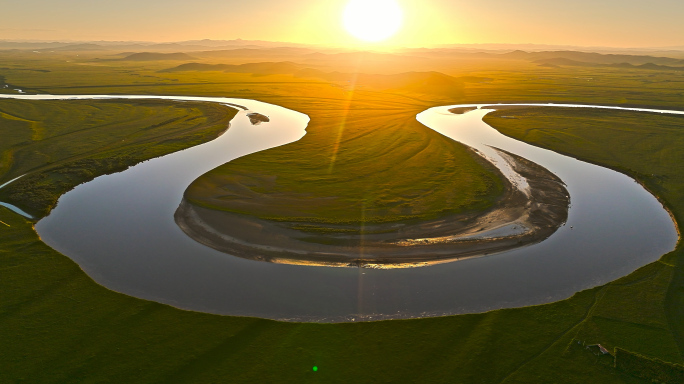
<box><xmin>3</xmin><ymin>0</ymin><xmax>684</xmax><ymax>48</ymax></box>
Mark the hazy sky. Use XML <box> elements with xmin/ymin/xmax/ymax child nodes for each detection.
<box><xmin>2</xmin><ymin>0</ymin><xmax>684</xmax><ymax>48</ymax></box>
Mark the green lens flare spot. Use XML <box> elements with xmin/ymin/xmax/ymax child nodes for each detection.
<box><xmin>313</xmin><ymin>366</ymin><xmax>318</xmax><ymax>372</ymax></box>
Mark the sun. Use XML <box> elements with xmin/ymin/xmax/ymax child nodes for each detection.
<box><xmin>343</xmin><ymin>0</ymin><xmax>403</xmax><ymax>43</ymax></box>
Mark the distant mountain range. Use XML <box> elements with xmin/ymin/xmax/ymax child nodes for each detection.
<box><xmin>159</xmin><ymin>61</ymin><xmax>303</xmax><ymax>73</ymax></box>
<box><xmin>501</xmin><ymin>50</ymin><xmax>684</xmax><ymax>66</ymax></box>
<box><xmin>435</xmin><ymin>43</ymin><xmax>684</xmax><ymax>54</ymax></box>
<box><xmin>535</xmin><ymin>57</ymin><xmax>684</xmax><ymax>71</ymax></box>
<box><xmin>2</xmin><ymin>39</ymin><xmax>683</xmax><ymax>57</ymax></box>
<box><xmin>118</xmin><ymin>52</ymin><xmax>196</xmax><ymax>61</ymax></box>
<box><xmin>0</xmin><ymin>39</ymin><xmax>323</xmax><ymax>53</ymax></box>
<box><xmin>3</xmin><ymin>39</ymin><xmax>683</xmax><ymax>74</ymax></box>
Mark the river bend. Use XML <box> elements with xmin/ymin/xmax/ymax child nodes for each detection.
<box><xmin>0</xmin><ymin>94</ymin><xmax>679</xmax><ymax>322</ymax></box>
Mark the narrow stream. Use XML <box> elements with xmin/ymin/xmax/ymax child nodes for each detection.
<box><xmin>0</xmin><ymin>94</ymin><xmax>679</xmax><ymax>322</ymax></box>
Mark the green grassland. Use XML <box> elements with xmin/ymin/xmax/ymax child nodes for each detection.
<box><xmin>3</xmin><ymin>51</ymin><xmax>684</xmax><ymax>109</ymax></box>
<box><xmin>0</xmin><ymin>99</ymin><xmax>237</xmax><ymax>217</ymax></box>
<box><xmin>185</xmin><ymin>93</ymin><xmax>504</xmax><ymax>224</ymax></box>
<box><xmin>1</xmin><ymin>52</ymin><xmax>684</xmax><ymax>382</ymax></box>
<box><xmin>484</xmin><ymin>108</ymin><xmax>684</xmax><ymax>362</ymax></box>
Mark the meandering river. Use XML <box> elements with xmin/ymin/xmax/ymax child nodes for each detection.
<box><xmin>0</xmin><ymin>94</ymin><xmax>679</xmax><ymax>322</ymax></box>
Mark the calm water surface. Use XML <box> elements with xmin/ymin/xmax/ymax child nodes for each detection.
<box><xmin>1</xmin><ymin>94</ymin><xmax>679</xmax><ymax>322</ymax></box>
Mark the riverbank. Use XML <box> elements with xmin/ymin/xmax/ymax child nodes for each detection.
<box><xmin>0</xmin><ymin>97</ymin><xmax>239</xmax><ymax>218</ymax></box>
<box><xmin>22</xmin><ymin>96</ymin><xmax>678</xmax><ymax>321</ymax></box>
<box><xmin>175</xmin><ymin>147</ymin><xmax>570</xmax><ymax>268</ymax></box>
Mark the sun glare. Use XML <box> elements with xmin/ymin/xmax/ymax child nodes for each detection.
<box><xmin>343</xmin><ymin>0</ymin><xmax>403</xmax><ymax>43</ymax></box>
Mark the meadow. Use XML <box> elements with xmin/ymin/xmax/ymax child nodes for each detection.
<box><xmin>1</xmin><ymin>50</ymin><xmax>683</xmax><ymax>382</ymax></box>
<box><xmin>0</xmin><ymin>99</ymin><xmax>237</xmax><ymax>217</ymax></box>
<box><xmin>184</xmin><ymin>93</ymin><xmax>505</xmax><ymax>226</ymax></box>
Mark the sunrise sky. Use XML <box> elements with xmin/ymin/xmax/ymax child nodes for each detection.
<box><xmin>3</xmin><ymin>0</ymin><xmax>684</xmax><ymax>48</ymax></box>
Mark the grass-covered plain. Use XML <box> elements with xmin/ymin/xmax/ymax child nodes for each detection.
<box><xmin>0</xmin><ymin>99</ymin><xmax>237</xmax><ymax>217</ymax></box>
<box><xmin>1</xmin><ymin>52</ymin><xmax>684</xmax><ymax>382</ymax></box>
<box><xmin>185</xmin><ymin>93</ymin><xmax>504</xmax><ymax>224</ymax></box>
<box><xmin>485</xmin><ymin>107</ymin><xmax>684</xmax><ymax>362</ymax></box>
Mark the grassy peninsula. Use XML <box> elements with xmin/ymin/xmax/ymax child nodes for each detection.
<box><xmin>0</xmin><ymin>99</ymin><xmax>237</xmax><ymax>217</ymax></box>
<box><xmin>184</xmin><ymin>93</ymin><xmax>505</xmax><ymax>225</ymax></box>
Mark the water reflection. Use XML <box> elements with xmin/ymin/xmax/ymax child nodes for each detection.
<box><xmin>0</xmin><ymin>94</ymin><xmax>677</xmax><ymax>322</ymax></box>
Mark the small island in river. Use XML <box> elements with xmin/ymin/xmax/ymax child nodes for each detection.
<box><xmin>448</xmin><ymin>106</ymin><xmax>478</xmax><ymax>115</ymax></box>
<box><xmin>247</xmin><ymin>112</ymin><xmax>270</xmax><ymax>125</ymax></box>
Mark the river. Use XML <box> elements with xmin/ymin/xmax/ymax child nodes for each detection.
<box><xmin>0</xmin><ymin>94</ymin><xmax>679</xmax><ymax>322</ymax></box>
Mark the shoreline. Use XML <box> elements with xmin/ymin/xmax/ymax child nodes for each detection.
<box><xmin>480</xmin><ymin>105</ymin><xmax>681</xmax><ymax>249</ymax></box>
<box><xmin>4</xmin><ymin>94</ymin><xmax>675</xmax><ymax>322</ymax></box>
<box><xmin>175</xmin><ymin>147</ymin><xmax>570</xmax><ymax>268</ymax></box>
